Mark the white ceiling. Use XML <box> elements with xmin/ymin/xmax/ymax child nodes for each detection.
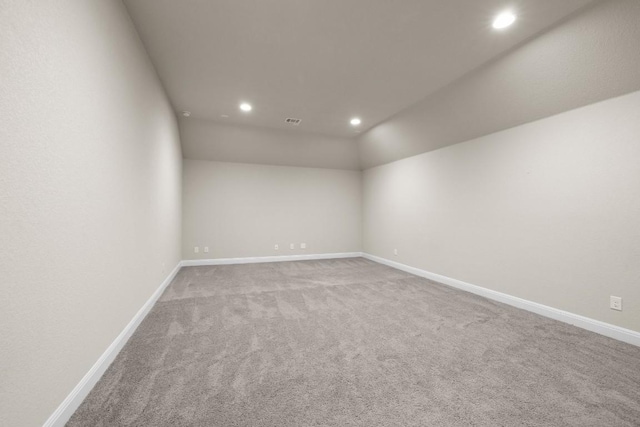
<box><xmin>124</xmin><ymin>0</ymin><xmax>593</xmax><ymax>138</ymax></box>
<box><xmin>358</xmin><ymin>0</ymin><xmax>640</xmax><ymax>168</ymax></box>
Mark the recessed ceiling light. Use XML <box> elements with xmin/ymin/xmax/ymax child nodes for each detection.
<box><xmin>221</xmin><ymin>114</ymin><xmax>229</xmax><ymax>118</ymax></box>
<box><xmin>239</xmin><ymin>103</ymin><xmax>252</xmax><ymax>112</ymax></box>
<box><xmin>350</xmin><ymin>118</ymin><xmax>361</xmax><ymax>126</ymax></box>
<box><xmin>492</xmin><ymin>11</ymin><xmax>516</xmax><ymax>29</ymax></box>
<box><xmin>181</xmin><ymin>111</ymin><xmax>191</xmax><ymax>117</ymax></box>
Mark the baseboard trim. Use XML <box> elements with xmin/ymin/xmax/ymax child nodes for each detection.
<box><xmin>43</xmin><ymin>262</ymin><xmax>183</xmax><ymax>427</ymax></box>
<box><xmin>181</xmin><ymin>252</ymin><xmax>363</xmax><ymax>266</ymax></box>
<box><xmin>43</xmin><ymin>252</ymin><xmax>362</xmax><ymax>425</ymax></box>
<box><xmin>362</xmin><ymin>253</ymin><xmax>640</xmax><ymax>347</ymax></box>
<box><xmin>44</xmin><ymin>251</ymin><xmax>639</xmax><ymax>426</ymax></box>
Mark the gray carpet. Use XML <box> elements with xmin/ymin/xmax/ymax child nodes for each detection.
<box><xmin>68</xmin><ymin>258</ymin><xmax>640</xmax><ymax>426</ymax></box>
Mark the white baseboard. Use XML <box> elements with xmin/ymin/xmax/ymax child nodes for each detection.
<box><xmin>362</xmin><ymin>253</ymin><xmax>640</xmax><ymax>347</ymax></box>
<box><xmin>43</xmin><ymin>262</ymin><xmax>183</xmax><ymax>427</ymax></box>
<box><xmin>43</xmin><ymin>252</ymin><xmax>361</xmax><ymax>425</ymax></box>
<box><xmin>44</xmin><ymin>251</ymin><xmax>639</xmax><ymax>426</ymax></box>
<box><xmin>181</xmin><ymin>252</ymin><xmax>363</xmax><ymax>266</ymax></box>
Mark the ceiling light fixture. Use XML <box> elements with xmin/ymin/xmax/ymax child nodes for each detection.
<box><xmin>239</xmin><ymin>103</ymin><xmax>252</xmax><ymax>112</ymax></box>
<box><xmin>181</xmin><ymin>111</ymin><xmax>191</xmax><ymax>117</ymax></box>
<box><xmin>492</xmin><ymin>11</ymin><xmax>516</xmax><ymax>29</ymax></box>
<box><xmin>350</xmin><ymin>118</ymin><xmax>361</xmax><ymax>126</ymax></box>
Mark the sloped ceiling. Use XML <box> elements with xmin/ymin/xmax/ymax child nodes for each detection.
<box><xmin>357</xmin><ymin>0</ymin><xmax>640</xmax><ymax>168</ymax></box>
<box><xmin>125</xmin><ymin>1</ymin><xmax>640</xmax><ymax>170</ymax></box>
<box><xmin>125</xmin><ymin>0</ymin><xmax>592</xmax><ymax>138</ymax></box>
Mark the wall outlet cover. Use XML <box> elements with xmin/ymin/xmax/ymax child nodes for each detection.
<box><xmin>194</xmin><ymin>246</ymin><xmax>199</xmax><ymax>253</ymax></box>
<box><xmin>301</xmin><ymin>243</ymin><xmax>306</xmax><ymax>249</ymax></box>
<box><xmin>610</xmin><ymin>296</ymin><xmax>622</xmax><ymax>311</ymax></box>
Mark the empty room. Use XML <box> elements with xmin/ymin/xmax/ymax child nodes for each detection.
<box><xmin>2</xmin><ymin>0</ymin><xmax>640</xmax><ymax>426</ymax></box>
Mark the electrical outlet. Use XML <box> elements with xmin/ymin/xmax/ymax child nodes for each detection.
<box><xmin>204</xmin><ymin>246</ymin><xmax>209</xmax><ymax>253</ymax></box>
<box><xmin>194</xmin><ymin>246</ymin><xmax>199</xmax><ymax>253</ymax></box>
<box><xmin>394</xmin><ymin>248</ymin><xmax>398</xmax><ymax>256</ymax></box>
<box><xmin>610</xmin><ymin>296</ymin><xmax>622</xmax><ymax>311</ymax></box>
<box><xmin>290</xmin><ymin>243</ymin><xmax>295</xmax><ymax>250</ymax></box>
<box><xmin>274</xmin><ymin>244</ymin><xmax>279</xmax><ymax>250</ymax></box>
<box><xmin>301</xmin><ymin>243</ymin><xmax>306</xmax><ymax>249</ymax></box>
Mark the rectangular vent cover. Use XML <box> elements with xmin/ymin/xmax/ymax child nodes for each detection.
<box><xmin>285</xmin><ymin>118</ymin><xmax>302</xmax><ymax>125</ymax></box>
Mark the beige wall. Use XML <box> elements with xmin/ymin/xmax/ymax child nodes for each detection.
<box><xmin>183</xmin><ymin>160</ymin><xmax>361</xmax><ymax>260</ymax></box>
<box><xmin>363</xmin><ymin>90</ymin><xmax>640</xmax><ymax>333</ymax></box>
<box><xmin>0</xmin><ymin>1</ymin><xmax>182</xmax><ymax>426</ymax></box>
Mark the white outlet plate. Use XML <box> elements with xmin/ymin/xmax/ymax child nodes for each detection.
<box><xmin>290</xmin><ymin>243</ymin><xmax>295</xmax><ymax>250</ymax></box>
<box><xmin>194</xmin><ymin>246</ymin><xmax>199</xmax><ymax>253</ymax></box>
<box><xmin>204</xmin><ymin>247</ymin><xmax>209</xmax><ymax>253</ymax></box>
<box><xmin>394</xmin><ymin>248</ymin><xmax>398</xmax><ymax>256</ymax></box>
<box><xmin>274</xmin><ymin>244</ymin><xmax>279</xmax><ymax>250</ymax></box>
<box><xmin>301</xmin><ymin>243</ymin><xmax>306</xmax><ymax>249</ymax></box>
<box><xmin>610</xmin><ymin>296</ymin><xmax>622</xmax><ymax>311</ymax></box>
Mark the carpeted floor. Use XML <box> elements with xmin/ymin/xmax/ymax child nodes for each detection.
<box><xmin>68</xmin><ymin>258</ymin><xmax>640</xmax><ymax>426</ymax></box>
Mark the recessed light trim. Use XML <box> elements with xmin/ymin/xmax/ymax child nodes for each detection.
<box><xmin>492</xmin><ymin>11</ymin><xmax>516</xmax><ymax>29</ymax></box>
<box><xmin>181</xmin><ymin>111</ymin><xmax>191</xmax><ymax>117</ymax></box>
<box><xmin>239</xmin><ymin>103</ymin><xmax>252</xmax><ymax>112</ymax></box>
<box><xmin>350</xmin><ymin>118</ymin><xmax>361</xmax><ymax>126</ymax></box>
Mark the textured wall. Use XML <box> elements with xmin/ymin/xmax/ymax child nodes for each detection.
<box><xmin>183</xmin><ymin>160</ymin><xmax>361</xmax><ymax>260</ymax></box>
<box><xmin>180</xmin><ymin>118</ymin><xmax>360</xmax><ymax>170</ymax></box>
<box><xmin>0</xmin><ymin>1</ymin><xmax>182</xmax><ymax>426</ymax></box>
<box><xmin>363</xmin><ymin>90</ymin><xmax>640</xmax><ymax>333</ymax></box>
<box><xmin>357</xmin><ymin>0</ymin><xmax>640</xmax><ymax>168</ymax></box>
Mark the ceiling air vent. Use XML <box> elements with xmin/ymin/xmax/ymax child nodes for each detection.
<box><xmin>284</xmin><ymin>118</ymin><xmax>302</xmax><ymax>125</ymax></box>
